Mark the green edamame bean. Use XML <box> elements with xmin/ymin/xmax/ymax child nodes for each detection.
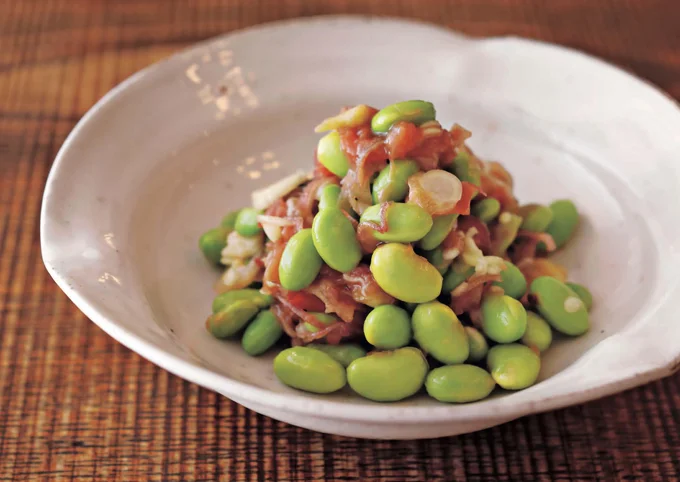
<box><xmin>518</xmin><ymin>204</ymin><xmax>554</xmax><ymax>233</ymax></box>
<box><xmin>307</xmin><ymin>343</ymin><xmax>366</xmax><ymax>367</ymax></box>
<box><xmin>347</xmin><ymin>347</ymin><xmax>428</xmax><ymax>402</ymax></box>
<box><xmin>471</xmin><ymin>198</ymin><xmax>501</xmax><ymax>223</ymax></box>
<box><xmin>235</xmin><ymin>208</ymin><xmax>263</xmax><ymax>237</ymax></box>
<box><xmin>300</xmin><ymin>312</ymin><xmax>337</xmax><ymax>333</ymax></box>
<box><xmin>530</xmin><ymin>276</ymin><xmax>589</xmax><ymax>335</ymax></box>
<box><xmin>423</xmin><ymin>247</ymin><xmax>451</xmax><ymax>275</ymax></box>
<box><xmin>206</xmin><ymin>299</ymin><xmax>260</xmax><ymax>338</ymax></box>
<box><xmin>492</xmin><ymin>262</ymin><xmax>527</xmax><ymax>299</ymax></box>
<box><xmin>487</xmin><ymin>344</ymin><xmax>541</xmax><ymax>390</ymax></box>
<box><xmin>221</xmin><ymin>210</ymin><xmax>241</xmax><ymax>230</ymax></box>
<box><xmin>372</xmin><ymin>160</ymin><xmax>420</xmax><ymax>204</ymax></box>
<box><xmin>279</xmin><ymin>229</ymin><xmax>323</xmax><ymax>291</ymax></box>
<box><xmin>199</xmin><ymin>227</ymin><xmax>229</xmax><ymax>264</ymax></box>
<box><xmin>273</xmin><ymin>347</ymin><xmax>346</xmax><ymax>394</ymax></box>
<box><xmin>412</xmin><ymin>302</ymin><xmax>469</xmax><ymax>364</ymax></box>
<box><xmin>241</xmin><ymin>310</ymin><xmax>283</xmax><ymax>356</ymax></box>
<box><xmin>481</xmin><ymin>293</ymin><xmax>527</xmax><ymax>343</ymax></box>
<box><xmin>448</xmin><ymin>150</ymin><xmax>481</xmax><ymax>187</ymax></box>
<box><xmin>318</xmin><ymin>183</ymin><xmax>341</xmax><ymax>210</ymax></box>
<box><xmin>566</xmin><ymin>282</ymin><xmax>593</xmax><ymax>311</ymax></box>
<box><xmin>465</xmin><ymin>326</ymin><xmax>489</xmax><ymax>363</ymax></box>
<box><xmin>490</xmin><ymin>212</ymin><xmax>523</xmax><ymax>256</ymax></box>
<box><xmin>426</xmin><ymin>364</ymin><xmax>496</xmax><ymax>403</ymax></box>
<box><xmin>317</xmin><ymin>131</ymin><xmax>350</xmax><ymax>177</ymax></box>
<box><xmin>442</xmin><ymin>263</ymin><xmax>475</xmax><ymax>294</ymax></box>
<box><xmin>418</xmin><ymin>214</ymin><xmax>457</xmax><ymax>250</ymax></box>
<box><xmin>312</xmin><ymin>208</ymin><xmax>362</xmax><ymax>273</ymax></box>
<box><xmin>371</xmin><ymin>100</ymin><xmax>436</xmax><ymax>133</ymax></box>
<box><xmin>212</xmin><ymin>289</ymin><xmax>273</xmax><ymax>313</ymax></box>
<box><xmin>521</xmin><ymin>312</ymin><xmax>552</xmax><ymax>353</ymax></box>
<box><xmin>370</xmin><ymin>243</ymin><xmax>442</xmax><ymax>303</ymax></box>
<box><xmin>364</xmin><ymin>305</ymin><xmax>411</xmax><ymax>349</ymax></box>
<box><xmin>360</xmin><ymin>203</ymin><xmax>433</xmax><ymax>243</ymax></box>
<box><xmin>545</xmin><ymin>199</ymin><xmax>579</xmax><ymax>248</ymax></box>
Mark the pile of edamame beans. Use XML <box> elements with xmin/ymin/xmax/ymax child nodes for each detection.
<box><xmin>199</xmin><ymin>100</ymin><xmax>593</xmax><ymax>403</ymax></box>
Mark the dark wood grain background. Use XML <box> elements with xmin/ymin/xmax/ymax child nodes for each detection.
<box><xmin>1</xmin><ymin>1</ymin><xmax>679</xmax><ymax>480</ymax></box>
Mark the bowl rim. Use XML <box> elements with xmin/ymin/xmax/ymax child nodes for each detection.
<box><xmin>41</xmin><ymin>15</ymin><xmax>680</xmax><ymax>424</ymax></box>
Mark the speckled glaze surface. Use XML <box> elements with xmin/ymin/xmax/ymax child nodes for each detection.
<box><xmin>41</xmin><ymin>16</ymin><xmax>680</xmax><ymax>439</ymax></box>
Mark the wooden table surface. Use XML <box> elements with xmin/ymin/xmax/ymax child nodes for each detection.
<box><xmin>1</xmin><ymin>1</ymin><xmax>679</xmax><ymax>480</ymax></box>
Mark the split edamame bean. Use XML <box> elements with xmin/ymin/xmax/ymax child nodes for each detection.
<box><xmin>371</xmin><ymin>100</ymin><xmax>436</xmax><ymax>133</ymax></box>
<box><xmin>206</xmin><ymin>299</ymin><xmax>260</xmax><ymax>338</ymax></box>
<box><xmin>370</xmin><ymin>243</ymin><xmax>443</xmax><ymax>303</ymax></box>
<box><xmin>518</xmin><ymin>204</ymin><xmax>554</xmax><ymax>233</ymax></box>
<box><xmin>372</xmin><ymin>160</ymin><xmax>420</xmax><ymax>204</ymax></box>
<box><xmin>412</xmin><ymin>302</ymin><xmax>469</xmax><ymax>364</ymax></box>
<box><xmin>221</xmin><ymin>210</ymin><xmax>241</xmax><ymax>230</ymax></box>
<box><xmin>418</xmin><ymin>214</ymin><xmax>457</xmax><ymax>250</ymax></box>
<box><xmin>317</xmin><ymin>131</ymin><xmax>350</xmax><ymax>177</ymax></box>
<box><xmin>426</xmin><ymin>364</ymin><xmax>496</xmax><ymax>403</ymax></box>
<box><xmin>273</xmin><ymin>347</ymin><xmax>346</xmax><ymax>394</ymax></box>
<box><xmin>492</xmin><ymin>261</ymin><xmax>527</xmax><ymax>299</ymax></box>
<box><xmin>481</xmin><ymin>293</ymin><xmax>527</xmax><ymax>343</ymax></box>
<box><xmin>241</xmin><ymin>310</ymin><xmax>283</xmax><ymax>356</ymax></box>
<box><xmin>318</xmin><ymin>183</ymin><xmax>341</xmax><ymax>210</ymax></box>
<box><xmin>545</xmin><ymin>200</ymin><xmax>579</xmax><ymax>248</ymax></box>
<box><xmin>212</xmin><ymin>288</ymin><xmax>273</xmax><ymax>313</ymax></box>
<box><xmin>521</xmin><ymin>311</ymin><xmax>553</xmax><ymax>353</ymax></box>
<box><xmin>566</xmin><ymin>282</ymin><xmax>593</xmax><ymax>311</ymax></box>
<box><xmin>307</xmin><ymin>343</ymin><xmax>367</xmax><ymax>367</ymax></box>
<box><xmin>279</xmin><ymin>229</ymin><xmax>323</xmax><ymax>291</ymax></box>
<box><xmin>530</xmin><ymin>276</ymin><xmax>589</xmax><ymax>335</ymax></box>
<box><xmin>360</xmin><ymin>203</ymin><xmax>433</xmax><ymax>243</ymax></box>
<box><xmin>465</xmin><ymin>326</ymin><xmax>489</xmax><ymax>363</ymax></box>
<box><xmin>487</xmin><ymin>344</ymin><xmax>541</xmax><ymax>390</ymax></box>
<box><xmin>312</xmin><ymin>208</ymin><xmax>362</xmax><ymax>272</ymax></box>
<box><xmin>235</xmin><ymin>208</ymin><xmax>263</xmax><ymax>237</ymax></box>
<box><xmin>471</xmin><ymin>198</ymin><xmax>501</xmax><ymax>223</ymax></box>
<box><xmin>442</xmin><ymin>263</ymin><xmax>475</xmax><ymax>294</ymax></box>
<box><xmin>364</xmin><ymin>305</ymin><xmax>412</xmax><ymax>349</ymax></box>
<box><xmin>347</xmin><ymin>347</ymin><xmax>428</xmax><ymax>402</ymax></box>
<box><xmin>490</xmin><ymin>212</ymin><xmax>523</xmax><ymax>256</ymax></box>
<box><xmin>301</xmin><ymin>312</ymin><xmax>338</xmax><ymax>333</ymax></box>
<box><xmin>199</xmin><ymin>227</ymin><xmax>229</xmax><ymax>264</ymax></box>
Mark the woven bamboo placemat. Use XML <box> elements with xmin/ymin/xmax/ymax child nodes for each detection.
<box><xmin>1</xmin><ymin>1</ymin><xmax>679</xmax><ymax>480</ymax></box>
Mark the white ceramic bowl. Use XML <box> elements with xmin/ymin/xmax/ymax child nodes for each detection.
<box><xmin>41</xmin><ymin>16</ymin><xmax>680</xmax><ymax>439</ymax></box>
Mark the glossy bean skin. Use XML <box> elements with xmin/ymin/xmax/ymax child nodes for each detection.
<box><xmin>221</xmin><ymin>210</ymin><xmax>241</xmax><ymax>230</ymax></box>
<box><xmin>312</xmin><ymin>208</ymin><xmax>362</xmax><ymax>272</ymax></box>
<box><xmin>347</xmin><ymin>347</ymin><xmax>428</xmax><ymax>402</ymax></box>
<box><xmin>317</xmin><ymin>131</ymin><xmax>350</xmax><ymax>177</ymax></box>
<box><xmin>545</xmin><ymin>200</ymin><xmax>579</xmax><ymax>248</ymax></box>
<box><xmin>490</xmin><ymin>212</ymin><xmax>523</xmax><ymax>256</ymax></box>
<box><xmin>278</xmin><ymin>229</ymin><xmax>323</xmax><ymax>291</ymax></box>
<box><xmin>235</xmin><ymin>208</ymin><xmax>263</xmax><ymax>237</ymax></box>
<box><xmin>518</xmin><ymin>204</ymin><xmax>554</xmax><ymax>233</ymax></box>
<box><xmin>364</xmin><ymin>305</ymin><xmax>412</xmax><ymax>349</ymax></box>
<box><xmin>471</xmin><ymin>198</ymin><xmax>501</xmax><ymax>223</ymax></box>
<box><xmin>448</xmin><ymin>150</ymin><xmax>481</xmax><ymax>187</ymax></box>
<box><xmin>273</xmin><ymin>347</ymin><xmax>346</xmax><ymax>394</ymax></box>
<box><xmin>521</xmin><ymin>311</ymin><xmax>553</xmax><ymax>353</ymax></box>
<box><xmin>492</xmin><ymin>262</ymin><xmax>527</xmax><ymax>299</ymax></box>
<box><xmin>423</xmin><ymin>247</ymin><xmax>451</xmax><ymax>275</ymax></box>
<box><xmin>370</xmin><ymin>244</ymin><xmax>443</xmax><ymax>303</ymax></box>
<box><xmin>307</xmin><ymin>343</ymin><xmax>367</xmax><ymax>367</ymax></box>
<box><xmin>418</xmin><ymin>214</ymin><xmax>457</xmax><ymax>250</ymax></box>
<box><xmin>566</xmin><ymin>282</ymin><xmax>593</xmax><ymax>311</ymax></box>
<box><xmin>318</xmin><ymin>183</ymin><xmax>341</xmax><ymax>210</ymax></box>
<box><xmin>241</xmin><ymin>310</ymin><xmax>283</xmax><ymax>356</ymax></box>
<box><xmin>206</xmin><ymin>299</ymin><xmax>260</xmax><ymax>339</ymax></box>
<box><xmin>371</xmin><ymin>100</ymin><xmax>436</xmax><ymax>133</ymax></box>
<box><xmin>465</xmin><ymin>326</ymin><xmax>489</xmax><ymax>363</ymax></box>
<box><xmin>199</xmin><ymin>227</ymin><xmax>229</xmax><ymax>264</ymax></box>
<box><xmin>412</xmin><ymin>302</ymin><xmax>469</xmax><ymax>364</ymax></box>
<box><xmin>372</xmin><ymin>160</ymin><xmax>420</xmax><ymax>204</ymax></box>
<box><xmin>481</xmin><ymin>293</ymin><xmax>528</xmax><ymax>343</ymax></box>
<box><xmin>426</xmin><ymin>365</ymin><xmax>496</xmax><ymax>403</ymax></box>
<box><xmin>212</xmin><ymin>289</ymin><xmax>273</xmax><ymax>313</ymax></box>
<box><xmin>442</xmin><ymin>263</ymin><xmax>475</xmax><ymax>294</ymax></box>
<box><xmin>487</xmin><ymin>344</ymin><xmax>541</xmax><ymax>390</ymax></box>
<box><xmin>360</xmin><ymin>203</ymin><xmax>433</xmax><ymax>243</ymax></box>
<box><xmin>530</xmin><ymin>276</ymin><xmax>589</xmax><ymax>335</ymax></box>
